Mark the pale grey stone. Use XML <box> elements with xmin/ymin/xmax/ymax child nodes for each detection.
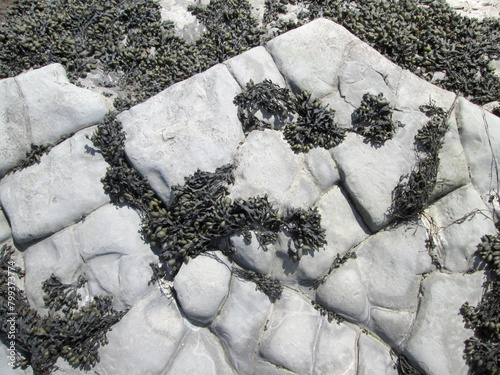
<box><xmin>305</xmin><ymin>147</ymin><xmax>340</xmax><ymax>192</ymax></box>
<box><xmin>429</xmin><ymin>114</ymin><xmax>470</xmax><ymax>201</ymax></box>
<box><xmin>229</xmin><ymin>129</ymin><xmax>299</xmax><ymax>213</ymax></box>
<box><xmin>425</xmin><ymin>184</ymin><xmax>497</xmax><ymax>272</ymax></box>
<box><xmin>230</xmin><ymin>231</ymin><xmax>275</xmax><ymax>275</ymax></box>
<box><xmin>368</xmin><ymin>308</ymin><xmax>414</xmax><ymax>350</ymax></box>
<box><xmin>259</xmin><ymin>288</ymin><xmax>320</xmax><ymax>374</ymax></box>
<box><xmin>118</xmin><ymin>64</ymin><xmax>243</xmax><ymax>204</ymax></box>
<box><xmin>15</xmin><ymin>64</ymin><xmax>109</xmax><ymax>146</ymax></box>
<box><xmin>173</xmin><ymin>254</ymin><xmax>231</xmax><ymax>325</ymax></box>
<box><xmin>0</xmin><ymin>208</ymin><xmax>11</xmax><ymax>243</ymax></box>
<box><xmin>286</xmin><ymin>171</ymin><xmax>321</xmax><ymax>210</ymax></box>
<box><xmin>316</xmin><ymin>259</ymin><xmax>369</xmax><ymax>323</ymax></box>
<box><xmin>0</xmin><ymin>77</ymin><xmax>30</xmax><ymax>177</ymax></box>
<box><xmin>211</xmin><ymin>276</ymin><xmax>272</xmax><ymax>375</ymax></box>
<box><xmin>23</xmin><ymin>204</ymin><xmax>157</xmax><ymax>311</ymax></box>
<box><xmin>165</xmin><ymin>327</ymin><xmax>237</xmax><ymax>375</ymax></box>
<box><xmin>403</xmin><ymin>272</ymin><xmax>485</xmax><ymax>375</ymax></box>
<box><xmin>313</xmin><ymin>319</ymin><xmax>358</xmax><ymax>375</ymax></box>
<box><xmin>355</xmin><ymin>223</ymin><xmax>434</xmax><ymax>310</ymax></box>
<box><xmin>93</xmin><ymin>289</ymin><xmax>186</xmax><ymax>375</ymax></box>
<box><xmin>253</xmin><ymin>359</ymin><xmax>299</xmax><ymax>375</ymax></box>
<box><xmin>266</xmin><ymin>18</ymin><xmax>361</xmax><ymax>98</ymax></box>
<box><xmin>455</xmin><ymin>96</ymin><xmax>500</xmax><ymax>207</ymax></box>
<box><xmin>0</xmin><ymin>126</ymin><xmax>110</xmax><ymax>244</ymax></box>
<box><xmin>357</xmin><ymin>334</ymin><xmax>398</xmax><ymax>375</ymax></box>
<box><xmin>224</xmin><ymin>46</ymin><xmax>287</xmax><ymax>89</ymax></box>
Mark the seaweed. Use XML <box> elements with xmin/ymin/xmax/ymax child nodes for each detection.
<box><xmin>0</xmin><ymin>244</ymin><xmax>126</xmax><ymax>374</ymax></box>
<box><xmin>233</xmin><ymin>268</ymin><xmax>283</xmax><ymax>302</ymax></box>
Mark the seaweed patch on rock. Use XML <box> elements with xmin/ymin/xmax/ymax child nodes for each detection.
<box><xmin>0</xmin><ymin>244</ymin><xmax>126</xmax><ymax>374</ymax></box>
<box><xmin>234</xmin><ymin>79</ymin><xmax>346</xmax><ymax>153</ymax></box>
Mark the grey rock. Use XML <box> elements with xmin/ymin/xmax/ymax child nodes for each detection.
<box><xmin>0</xmin><ymin>126</ymin><xmax>110</xmax><ymax>245</ymax></box>
<box><xmin>211</xmin><ymin>276</ymin><xmax>272</xmax><ymax>375</ymax></box>
<box><xmin>305</xmin><ymin>148</ymin><xmax>340</xmax><ymax>192</ymax></box>
<box><xmin>230</xmin><ymin>231</ymin><xmax>275</xmax><ymax>275</ymax></box>
<box><xmin>224</xmin><ymin>46</ymin><xmax>287</xmax><ymax>89</ymax></box>
<box><xmin>266</xmin><ymin>19</ymin><xmax>362</xmax><ymax>98</ymax></box>
<box><xmin>0</xmin><ymin>64</ymin><xmax>110</xmax><ymax>177</ymax></box>
<box><xmin>316</xmin><ymin>258</ymin><xmax>369</xmax><ymax>324</ymax></box>
<box><xmin>403</xmin><ymin>271</ymin><xmax>485</xmax><ymax>375</ymax></box>
<box><xmin>93</xmin><ymin>289</ymin><xmax>186</xmax><ymax>375</ymax></box>
<box><xmin>118</xmin><ymin>64</ymin><xmax>243</xmax><ymax>204</ymax></box>
<box><xmin>0</xmin><ymin>208</ymin><xmax>11</xmax><ymax>244</ymax></box>
<box><xmin>355</xmin><ymin>223</ymin><xmax>434</xmax><ymax>310</ymax></box>
<box><xmin>357</xmin><ymin>334</ymin><xmax>398</xmax><ymax>375</ymax></box>
<box><xmin>313</xmin><ymin>319</ymin><xmax>359</xmax><ymax>375</ymax></box>
<box><xmin>165</xmin><ymin>326</ymin><xmax>237</xmax><ymax>375</ymax></box>
<box><xmin>259</xmin><ymin>288</ymin><xmax>320</xmax><ymax>374</ymax></box>
<box><xmin>23</xmin><ymin>204</ymin><xmax>157</xmax><ymax>311</ymax></box>
<box><xmin>425</xmin><ymin>184</ymin><xmax>497</xmax><ymax>272</ymax></box>
<box><xmin>159</xmin><ymin>0</ymin><xmax>208</xmax><ymax>43</ymax></box>
<box><xmin>455</xmin><ymin>96</ymin><xmax>500</xmax><ymax>207</ymax></box>
<box><xmin>429</xmin><ymin>113</ymin><xmax>470</xmax><ymax>201</ymax></box>
<box><xmin>368</xmin><ymin>308</ymin><xmax>414</xmax><ymax>350</ymax></box>
<box><xmin>173</xmin><ymin>254</ymin><xmax>231</xmax><ymax>325</ymax></box>
<box><xmin>229</xmin><ymin>129</ymin><xmax>300</xmax><ymax>212</ymax></box>
<box><xmin>0</xmin><ymin>77</ymin><xmax>30</xmax><ymax>178</ymax></box>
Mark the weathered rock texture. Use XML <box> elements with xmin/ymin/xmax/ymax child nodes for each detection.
<box><xmin>1</xmin><ymin>17</ymin><xmax>499</xmax><ymax>375</ymax></box>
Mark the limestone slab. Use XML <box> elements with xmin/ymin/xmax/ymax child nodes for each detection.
<box><xmin>0</xmin><ymin>126</ymin><xmax>110</xmax><ymax>245</ymax></box>
<box><xmin>118</xmin><ymin>64</ymin><xmax>243</xmax><ymax>204</ymax></box>
<box><xmin>259</xmin><ymin>289</ymin><xmax>320</xmax><ymax>374</ymax></box>
<box><xmin>15</xmin><ymin>64</ymin><xmax>109</xmax><ymax>146</ymax></box>
<box><xmin>355</xmin><ymin>223</ymin><xmax>434</xmax><ymax>310</ymax></box>
<box><xmin>403</xmin><ymin>272</ymin><xmax>485</xmax><ymax>375</ymax></box>
<box><xmin>455</xmin><ymin>96</ymin><xmax>500</xmax><ymax>207</ymax></box>
<box><xmin>92</xmin><ymin>289</ymin><xmax>186</xmax><ymax>375</ymax></box>
<box><xmin>173</xmin><ymin>254</ymin><xmax>231</xmax><ymax>325</ymax></box>
<box><xmin>0</xmin><ymin>64</ymin><xmax>109</xmax><ymax>177</ymax></box>
<box><xmin>305</xmin><ymin>147</ymin><xmax>341</xmax><ymax>192</ymax></box>
<box><xmin>224</xmin><ymin>46</ymin><xmax>287</xmax><ymax>89</ymax></box>
<box><xmin>368</xmin><ymin>307</ymin><xmax>414</xmax><ymax>350</ymax></box>
<box><xmin>313</xmin><ymin>319</ymin><xmax>358</xmax><ymax>375</ymax></box>
<box><xmin>425</xmin><ymin>184</ymin><xmax>497</xmax><ymax>272</ymax></box>
<box><xmin>211</xmin><ymin>276</ymin><xmax>271</xmax><ymax>375</ymax></box>
<box><xmin>23</xmin><ymin>204</ymin><xmax>157</xmax><ymax>311</ymax></box>
<box><xmin>266</xmin><ymin>18</ymin><xmax>363</xmax><ymax>98</ymax></box>
<box><xmin>357</xmin><ymin>334</ymin><xmax>398</xmax><ymax>375</ymax></box>
<box><xmin>316</xmin><ymin>258</ymin><xmax>369</xmax><ymax>324</ymax></box>
<box><xmin>164</xmin><ymin>327</ymin><xmax>237</xmax><ymax>375</ymax></box>
<box><xmin>230</xmin><ymin>231</ymin><xmax>274</xmax><ymax>275</ymax></box>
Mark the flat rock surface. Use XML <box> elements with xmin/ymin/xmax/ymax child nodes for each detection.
<box><xmin>1</xmin><ymin>16</ymin><xmax>500</xmax><ymax>375</ymax></box>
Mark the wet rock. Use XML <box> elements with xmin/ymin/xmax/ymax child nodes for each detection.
<box><xmin>403</xmin><ymin>271</ymin><xmax>485</xmax><ymax>375</ymax></box>
<box><xmin>211</xmin><ymin>276</ymin><xmax>272</xmax><ymax>375</ymax></box>
<box><xmin>173</xmin><ymin>254</ymin><xmax>231</xmax><ymax>325</ymax></box>
<box><xmin>0</xmin><ymin>126</ymin><xmax>109</xmax><ymax>245</ymax></box>
<box><xmin>118</xmin><ymin>64</ymin><xmax>243</xmax><ymax>204</ymax></box>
